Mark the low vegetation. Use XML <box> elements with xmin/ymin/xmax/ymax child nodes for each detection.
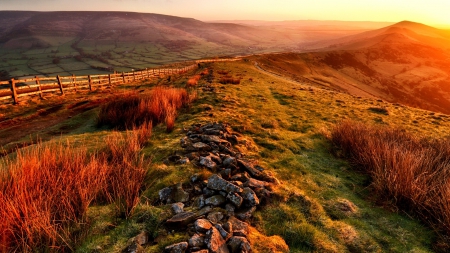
<box><xmin>97</xmin><ymin>87</ymin><xmax>196</xmax><ymax>132</ymax></box>
<box><xmin>329</xmin><ymin>120</ymin><xmax>450</xmax><ymax>249</ymax></box>
<box><xmin>0</xmin><ymin>124</ymin><xmax>151</xmax><ymax>252</ymax></box>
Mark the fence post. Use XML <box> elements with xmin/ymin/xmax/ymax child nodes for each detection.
<box><xmin>35</xmin><ymin>76</ymin><xmax>43</xmax><ymax>99</ymax></box>
<box><xmin>108</xmin><ymin>74</ymin><xmax>112</xmax><ymax>87</ymax></box>
<box><xmin>88</xmin><ymin>75</ymin><xmax>93</xmax><ymax>91</ymax></box>
<box><xmin>72</xmin><ymin>74</ymin><xmax>77</xmax><ymax>92</ymax></box>
<box><xmin>133</xmin><ymin>71</ymin><xmax>136</xmax><ymax>82</ymax></box>
<box><xmin>10</xmin><ymin>78</ymin><xmax>18</xmax><ymax>104</ymax></box>
<box><xmin>57</xmin><ymin>75</ymin><xmax>64</xmax><ymax>95</ymax></box>
<box><xmin>146</xmin><ymin>68</ymin><xmax>149</xmax><ymax>78</ymax></box>
<box><xmin>122</xmin><ymin>72</ymin><xmax>125</xmax><ymax>83</ymax></box>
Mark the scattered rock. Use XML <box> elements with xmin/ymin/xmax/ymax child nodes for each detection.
<box><xmin>227</xmin><ymin>236</ymin><xmax>251</xmax><ymax>253</ymax></box>
<box><xmin>172</xmin><ymin>203</ymin><xmax>184</xmax><ymax>214</ymax></box>
<box><xmin>207</xmin><ymin>174</ymin><xmax>243</xmax><ymax>193</ymax></box>
<box><xmin>205</xmin><ymin>227</ymin><xmax>230</xmax><ymax>253</ymax></box>
<box><xmin>222</xmin><ymin>156</ymin><xmax>236</xmax><ymax>167</ymax></box>
<box><xmin>173</xmin><ymin>183</ymin><xmax>190</xmax><ymax>203</ymax></box>
<box><xmin>166</xmin><ymin>212</ymin><xmax>197</xmax><ymax>226</ymax></box>
<box><xmin>195</xmin><ymin>219</ymin><xmax>213</xmax><ymax>233</ymax></box>
<box><xmin>228</xmin><ymin>216</ymin><xmax>249</xmax><ymax>237</ymax></box>
<box><xmin>245</xmin><ymin>178</ymin><xmax>268</xmax><ymax>189</ymax></box>
<box><xmin>207</xmin><ymin>211</ymin><xmax>224</xmax><ymax>224</ymax></box>
<box><xmin>200</xmin><ymin>156</ymin><xmax>217</xmax><ymax>169</ymax></box>
<box><xmin>214</xmin><ymin>223</ymin><xmax>230</xmax><ymax>240</ymax></box>
<box><xmin>235</xmin><ymin>206</ymin><xmax>257</xmax><ymax>221</ymax></box>
<box><xmin>227</xmin><ymin>192</ymin><xmax>243</xmax><ymax>208</ymax></box>
<box><xmin>122</xmin><ymin>242</ymin><xmax>145</xmax><ymax>253</ymax></box>
<box><xmin>205</xmin><ymin>195</ymin><xmax>226</xmax><ymax>207</ymax></box>
<box><xmin>179</xmin><ymin>157</ymin><xmax>190</xmax><ymax>164</ymax></box>
<box><xmin>133</xmin><ymin>231</ymin><xmax>149</xmax><ymax>246</ymax></box>
<box><xmin>189</xmin><ymin>234</ymin><xmax>205</xmax><ymax>248</ymax></box>
<box><xmin>241</xmin><ymin>187</ymin><xmax>260</xmax><ymax>207</ymax></box>
<box><xmin>164</xmin><ymin>242</ymin><xmax>188</xmax><ymax>253</ymax></box>
<box><xmin>193</xmin><ymin>142</ymin><xmax>212</xmax><ymax>151</ymax></box>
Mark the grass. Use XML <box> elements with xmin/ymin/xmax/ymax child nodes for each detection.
<box><xmin>0</xmin><ymin>123</ymin><xmax>151</xmax><ymax>252</ymax></box>
<box><xmin>329</xmin><ymin>120</ymin><xmax>450</xmax><ymax>250</ymax></box>
<box><xmin>97</xmin><ymin>87</ymin><xmax>196</xmax><ymax>132</ymax></box>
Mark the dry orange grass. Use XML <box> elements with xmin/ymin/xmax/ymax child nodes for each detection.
<box><xmin>0</xmin><ymin>123</ymin><xmax>151</xmax><ymax>252</ymax></box>
<box><xmin>330</xmin><ymin>120</ymin><xmax>450</xmax><ymax>239</ymax></box>
<box><xmin>97</xmin><ymin>87</ymin><xmax>195</xmax><ymax>132</ymax></box>
<box><xmin>186</xmin><ymin>74</ymin><xmax>201</xmax><ymax>88</ymax></box>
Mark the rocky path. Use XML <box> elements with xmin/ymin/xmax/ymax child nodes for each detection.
<box><xmin>154</xmin><ymin>122</ymin><xmax>280</xmax><ymax>253</ymax></box>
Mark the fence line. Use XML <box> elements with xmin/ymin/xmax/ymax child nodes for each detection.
<box><xmin>0</xmin><ymin>58</ymin><xmax>239</xmax><ymax>104</ymax></box>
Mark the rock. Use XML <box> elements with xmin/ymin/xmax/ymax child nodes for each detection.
<box><xmin>214</xmin><ymin>224</ymin><xmax>230</xmax><ymax>240</ymax></box>
<box><xmin>166</xmin><ymin>212</ymin><xmax>197</xmax><ymax>226</ymax></box>
<box><xmin>235</xmin><ymin>206</ymin><xmax>256</xmax><ymax>221</ymax></box>
<box><xmin>168</xmin><ymin>155</ymin><xmax>182</xmax><ymax>162</ymax></box>
<box><xmin>122</xmin><ymin>242</ymin><xmax>145</xmax><ymax>253</ymax></box>
<box><xmin>227</xmin><ymin>236</ymin><xmax>251</xmax><ymax>253</ymax></box>
<box><xmin>179</xmin><ymin>157</ymin><xmax>190</xmax><ymax>164</ymax></box>
<box><xmin>225</xmin><ymin>204</ymin><xmax>235</xmax><ymax>216</ymax></box>
<box><xmin>219</xmin><ymin>168</ymin><xmax>231</xmax><ymax>179</ymax></box>
<box><xmin>172</xmin><ymin>203</ymin><xmax>184</xmax><ymax>214</ymax></box>
<box><xmin>196</xmin><ymin>206</ymin><xmax>213</xmax><ymax>216</ymax></box>
<box><xmin>200</xmin><ymin>156</ymin><xmax>217</xmax><ymax>169</ymax></box>
<box><xmin>228</xmin><ymin>216</ymin><xmax>249</xmax><ymax>237</ymax></box>
<box><xmin>189</xmin><ymin>234</ymin><xmax>205</xmax><ymax>248</ymax></box>
<box><xmin>204</xmin><ymin>129</ymin><xmax>223</xmax><ymax>135</ymax></box>
<box><xmin>244</xmin><ymin>178</ymin><xmax>268</xmax><ymax>189</ymax></box>
<box><xmin>192</xmin><ymin>195</ymin><xmax>205</xmax><ymax>209</ymax></box>
<box><xmin>164</xmin><ymin>242</ymin><xmax>188</xmax><ymax>253</ymax></box>
<box><xmin>194</xmin><ymin>185</ymin><xmax>203</xmax><ymax>195</ymax></box>
<box><xmin>241</xmin><ymin>187</ymin><xmax>260</xmax><ymax>207</ymax></box>
<box><xmin>203</xmin><ymin>187</ymin><xmax>216</xmax><ymax>197</ymax></box>
<box><xmin>205</xmin><ymin>227</ymin><xmax>230</xmax><ymax>253</ymax></box>
<box><xmin>207</xmin><ymin>211</ymin><xmax>224</xmax><ymax>224</ymax></box>
<box><xmin>230</xmin><ymin>181</ymin><xmax>244</xmax><ymax>188</ymax></box>
<box><xmin>207</xmin><ymin>174</ymin><xmax>243</xmax><ymax>193</ymax></box>
<box><xmin>133</xmin><ymin>231</ymin><xmax>149</xmax><ymax>246</ymax></box>
<box><xmin>191</xmin><ymin>250</ymin><xmax>209</xmax><ymax>253</ymax></box>
<box><xmin>222</xmin><ymin>221</ymin><xmax>232</xmax><ymax>233</ymax></box>
<box><xmin>222</xmin><ymin>156</ymin><xmax>236</xmax><ymax>167</ymax></box>
<box><xmin>173</xmin><ymin>183</ymin><xmax>190</xmax><ymax>203</ymax></box>
<box><xmin>205</xmin><ymin>195</ymin><xmax>226</xmax><ymax>207</ymax></box>
<box><xmin>219</xmin><ymin>145</ymin><xmax>236</xmax><ymax>156</ymax></box>
<box><xmin>180</xmin><ymin>137</ymin><xmax>192</xmax><ymax>148</ymax></box>
<box><xmin>231</xmin><ymin>172</ymin><xmax>250</xmax><ymax>183</ymax></box>
<box><xmin>159</xmin><ymin>186</ymin><xmax>172</xmax><ymax>203</ymax></box>
<box><xmin>195</xmin><ymin>219</ymin><xmax>213</xmax><ymax>233</ymax></box>
<box><xmin>201</xmin><ymin>135</ymin><xmax>224</xmax><ymax>143</ymax></box>
<box><xmin>209</xmin><ymin>153</ymin><xmax>223</xmax><ymax>164</ymax></box>
<box><xmin>193</xmin><ymin>142</ymin><xmax>212</xmax><ymax>151</ymax></box>
<box><xmin>226</xmin><ymin>134</ymin><xmax>239</xmax><ymax>145</ymax></box>
<box><xmin>237</xmin><ymin>159</ymin><xmax>263</xmax><ymax>178</ymax></box>
<box><xmin>227</xmin><ymin>192</ymin><xmax>243</xmax><ymax>208</ymax></box>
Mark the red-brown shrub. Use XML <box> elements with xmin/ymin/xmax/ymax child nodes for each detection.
<box><xmin>186</xmin><ymin>75</ymin><xmax>201</xmax><ymax>88</ymax></box>
<box><xmin>329</xmin><ymin>120</ymin><xmax>450</xmax><ymax>236</ymax></box>
<box><xmin>97</xmin><ymin>87</ymin><xmax>194</xmax><ymax>130</ymax></box>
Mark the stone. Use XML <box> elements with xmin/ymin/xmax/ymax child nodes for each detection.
<box><xmin>222</xmin><ymin>221</ymin><xmax>232</xmax><ymax>233</ymax></box>
<box><xmin>205</xmin><ymin>227</ymin><xmax>230</xmax><ymax>253</ymax></box>
<box><xmin>122</xmin><ymin>242</ymin><xmax>144</xmax><ymax>253</ymax></box>
<box><xmin>191</xmin><ymin>250</ymin><xmax>208</xmax><ymax>253</ymax></box>
<box><xmin>227</xmin><ymin>236</ymin><xmax>251</xmax><ymax>253</ymax></box>
<box><xmin>179</xmin><ymin>157</ymin><xmax>190</xmax><ymax>164</ymax></box>
<box><xmin>173</xmin><ymin>183</ymin><xmax>190</xmax><ymax>203</ymax></box>
<box><xmin>192</xmin><ymin>195</ymin><xmax>205</xmax><ymax>209</ymax></box>
<box><xmin>237</xmin><ymin>159</ymin><xmax>262</xmax><ymax>178</ymax></box>
<box><xmin>225</xmin><ymin>204</ymin><xmax>235</xmax><ymax>216</ymax></box>
<box><xmin>196</xmin><ymin>206</ymin><xmax>213</xmax><ymax>216</ymax></box>
<box><xmin>219</xmin><ymin>169</ymin><xmax>231</xmax><ymax>180</ymax></box>
<box><xmin>159</xmin><ymin>186</ymin><xmax>172</xmax><ymax>203</ymax></box>
<box><xmin>168</xmin><ymin>155</ymin><xmax>182</xmax><ymax>162</ymax></box>
<box><xmin>166</xmin><ymin>212</ymin><xmax>197</xmax><ymax>226</ymax></box>
<box><xmin>133</xmin><ymin>231</ymin><xmax>148</xmax><ymax>246</ymax></box>
<box><xmin>207</xmin><ymin>211</ymin><xmax>224</xmax><ymax>224</ymax></box>
<box><xmin>180</xmin><ymin>137</ymin><xmax>192</xmax><ymax>148</ymax></box>
<box><xmin>222</xmin><ymin>156</ymin><xmax>236</xmax><ymax>167</ymax></box>
<box><xmin>230</xmin><ymin>172</ymin><xmax>250</xmax><ymax>183</ymax></box>
<box><xmin>204</xmin><ymin>129</ymin><xmax>223</xmax><ymax>135</ymax></box>
<box><xmin>241</xmin><ymin>187</ymin><xmax>259</xmax><ymax>207</ymax></box>
<box><xmin>195</xmin><ymin>219</ymin><xmax>213</xmax><ymax>233</ymax></box>
<box><xmin>235</xmin><ymin>206</ymin><xmax>257</xmax><ymax>221</ymax></box>
<box><xmin>244</xmin><ymin>178</ymin><xmax>268</xmax><ymax>189</ymax></box>
<box><xmin>172</xmin><ymin>203</ymin><xmax>184</xmax><ymax>214</ymax></box>
<box><xmin>189</xmin><ymin>234</ymin><xmax>205</xmax><ymax>248</ymax></box>
<box><xmin>203</xmin><ymin>187</ymin><xmax>216</xmax><ymax>197</ymax></box>
<box><xmin>201</xmin><ymin>135</ymin><xmax>223</xmax><ymax>143</ymax></box>
<box><xmin>209</xmin><ymin>153</ymin><xmax>223</xmax><ymax>164</ymax></box>
<box><xmin>227</xmin><ymin>192</ymin><xmax>243</xmax><ymax>208</ymax></box>
<box><xmin>207</xmin><ymin>174</ymin><xmax>243</xmax><ymax>193</ymax></box>
<box><xmin>205</xmin><ymin>195</ymin><xmax>226</xmax><ymax>207</ymax></box>
<box><xmin>230</xmin><ymin>181</ymin><xmax>244</xmax><ymax>188</ymax></box>
<box><xmin>228</xmin><ymin>216</ymin><xmax>249</xmax><ymax>237</ymax></box>
<box><xmin>200</xmin><ymin>156</ymin><xmax>217</xmax><ymax>169</ymax></box>
<box><xmin>193</xmin><ymin>142</ymin><xmax>212</xmax><ymax>151</ymax></box>
<box><xmin>214</xmin><ymin>224</ymin><xmax>230</xmax><ymax>240</ymax></box>
<box><xmin>226</xmin><ymin>134</ymin><xmax>239</xmax><ymax>145</ymax></box>
<box><xmin>164</xmin><ymin>242</ymin><xmax>188</xmax><ymax>253</ymax></box>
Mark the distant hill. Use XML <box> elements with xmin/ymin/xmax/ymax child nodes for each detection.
<box><xmin>254</xmin><ymin>21</ymin><xmax>450</xmax><ymax>114</ymax></box>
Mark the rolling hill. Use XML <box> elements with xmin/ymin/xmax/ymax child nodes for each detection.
<box><xmin>254</xmin><ymin>21</ymin><xmax>450</xmax><ymax>114</ymax></box>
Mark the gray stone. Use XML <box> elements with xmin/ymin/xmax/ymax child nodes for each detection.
<box><xmin>241</xmin><ymin>187</ymin><xmax>259</xmax><ymax>207</ymax></box>
<box><xmin>122</xmin><ymin>242</ymin><xmax>144</xmax><ymax>253</ymax></box>
<box><xmin>195</xmin><ymin>219</ymin><xmax>212</xmax><ymax>233</ymax></box>
<box><xmin>166</xmin><ymin>212</ymin><xmax>197</xmax><ymax>226</ymax></box>
<box><xmin>219</xmin><ymin>168</ymin><xmax>231</xmax><ymax>179</ymax></box>
<box><xmin>205</xmin><ymin>195</ymin><xmax>226</xmax><ymax>206</ymax></box>
<box><xmin>180</xmin><ymin>137</ymin><xmax>192</xmax><ymax>148</ymax></box>
<box><xmin>203</xmin><ymin>187</ymin><xmax>216</xmax><ymax>197</ymax></box>
<box><xmin>222</xmin><ymin>221</ymin><xmax>232</xmax><ymax>233</ymax></box>
<box><xmin>205</xmin><ymin>227</ymin><xmax>230</xmax><ymax>253</ymax></box>
<box><xmin>192</xmin><ymin>195</ymin><xmax>205</xmax><ymax>209</ymax></box>
<box><xmin>193</xmin><ymin>142</ymin><xmax>212</xmax><ymax>151</ymax></box>
<box><xmin>227</xmin><ymin>192</ymin><xmax>243</xmax><ymax>208</ymax></box>
<box><xmin>196</xmin><ymin>206</ymin><xmax>213</xmax><ymax>216</ymax></box>
<box><xmin>228</xmin><ymin>216</ymin><xmax>249</xmax><ymax>237</ymax></box>
<box><xmin>164</xmin><ymin>242</ymin><xmax>188</xmax><ymax>253</ymax></box>
<box><xmin>159</xmin><ymin>187</ymin><xmax>172</xmax><ymax>203</ymax></box>
<box><xmin>207</xmin><ymin>211</ymin><xmax>224</xmax><ymax>224</ymax></box>
<box><xmin>227</xmin><ymin>236</ymin><xmax>251</xmax><ymax>253</ymax></box>
<box><xmin>245</xmin><ymin>178</ymin><xmax>268</xmax><ymax>189</ymax></box>
<box><xmin>225</xmin><ymin>204</ymin><xmax>235</xmax><ymax>216</ymax></box>
<box><xmin>133</xmin><ymin>231</ymin><xmax>148</xmax><ymax>246</ymax></box>
<box><xmin>188</xmin><ymin>234</ymin><xmax>205</xmax><ymax>248</ymax></box>
<box><xmin>179</xmin><ymin>157</ymin><xmax>190</xmax><ymax>164</ymax></box>
<box><xmin>172</xmin><ymin>203</ymin><xmax>184</xmax><ymax>214</ymax></box>
<box><xmin>214</xmin><ymin>224</ymin><xmax>230</xmax><ymax>240</ymax></box>
<box><xmin>230</xmin><ymin>181</ymin><xmax>244</xmax><ymax>188</ymax></box>
<box><xmin>200</xmin><ymin>156</ymin><xmax>217</xmax><ymax>169</ymax></box>
<box><xmin>173</xmin><ymin>183</ymin><xmax>190</xmax><ymax>203</ymax></box>
<box><xmin>235</xmin><ymin>206</ymin><xmax>257</xmax><ymax>221</ymax></box>
<box><xmin>201</xmin><ymin>135</ymin><xmax>223</xmax><ymax>143</ymax></box>
<box><xmin>230</xmin><ymin>172</ymin><xmax>250</xmax><ymax>182</ymax></box>
<box><xmin>209</xmin><ymin>153</ymin><xmax>223</xmax><ymax>164</ymax></box>
<box><xmin>222</xmin><ymin>156</ymin><xmax>236</xmax><ymax>167</ymax></box>
<box><xmin>207</xmin><ymin>174</ymin><xmax>243</xmax><ymax>193</ymax></box>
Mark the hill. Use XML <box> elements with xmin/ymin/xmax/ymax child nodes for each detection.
<box><xmin>0</xmin><ymin>11</ymin><xmax>386</xmax><ymax>78</ymax></box>
<box><xmin>253</xmin><ymin>21</ymin><xmax>450</xmax><ymax>114</ymax></box>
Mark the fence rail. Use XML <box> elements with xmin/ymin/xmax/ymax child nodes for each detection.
<box><xmin>0</xmin><ymin>58</ymin><xmax>239</xmax><ymax>104</ymax></box>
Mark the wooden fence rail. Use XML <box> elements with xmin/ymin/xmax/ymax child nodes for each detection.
<box><xmin>0</xmin><ymin>57</ymin><xmax>240</xmax><ymax>104</ymax></box>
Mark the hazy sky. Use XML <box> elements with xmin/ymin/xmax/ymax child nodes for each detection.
<box><xmin>2</xmin><ymin>0</ymin><xmax>450</xmax><ymax>27</ymax></box>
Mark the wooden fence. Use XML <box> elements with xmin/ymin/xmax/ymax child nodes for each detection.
<box><xmin>0</xmin><ymin>58</ymin><xmax>239</xmax><ymax>104</ymax></box>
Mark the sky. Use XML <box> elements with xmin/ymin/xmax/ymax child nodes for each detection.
<box><xmin>1</xmin><ymin>0</ymin><xmax>450</xmax><ymax>27</ymax></box>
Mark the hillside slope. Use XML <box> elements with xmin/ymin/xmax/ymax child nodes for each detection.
<box><xmin>254</xmin><ymin>21</ymin><xmax>450</xmax><ymax>114</ymax></box>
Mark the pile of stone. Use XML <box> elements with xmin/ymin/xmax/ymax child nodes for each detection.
<box><xmin>159</xmin><ymin>122</ymin><xmax>278</xmax><ymax>253</ymax></box>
